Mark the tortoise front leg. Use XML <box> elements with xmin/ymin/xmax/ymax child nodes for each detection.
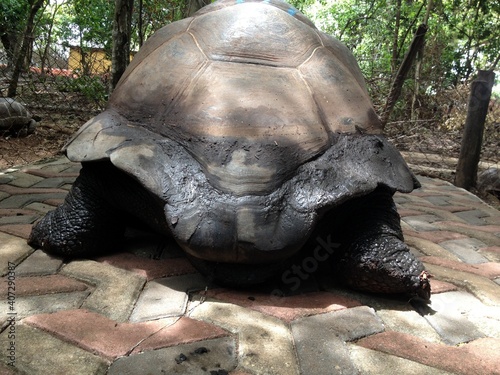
<box><xmin>327</xmin><ymin>188</ymin><xmax>431</xmax><ymax>300</ymax></box>
<box><xmin>28</xmin><ymin>163</ymin><xmax>127</xmax><ymax>257</ymax></box>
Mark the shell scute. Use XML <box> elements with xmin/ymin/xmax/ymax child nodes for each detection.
<box><xmin>188</xmin><ymin>2</ymin><xmax>322</xmax><ymax>67</ymax></box>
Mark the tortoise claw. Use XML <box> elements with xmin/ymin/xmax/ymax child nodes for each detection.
<box><xmin>415</xmin><ymin>270</ymin><xmax>432</xmax><ymax>301</ymax></box>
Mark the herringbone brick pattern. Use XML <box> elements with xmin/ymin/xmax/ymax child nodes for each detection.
<box><xmin>1</xmin><ymin>157</ymin><xmax>499</xmax><ymax>374</ymax></box>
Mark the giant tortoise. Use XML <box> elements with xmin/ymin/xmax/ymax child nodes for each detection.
<box><xmin>0</xmin><ymin>98</ymin><xmax>38</xmax><ymax>136</ymax></box>
<box><xmin>29</xmin><ymin>0</ymin><xmax>431</xmax><ymax>300</ymax></box>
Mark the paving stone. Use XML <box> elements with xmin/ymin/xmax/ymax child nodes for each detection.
<box><xmin>439</xmin><ymin>238</ymin><xmax>490</xmax><ymax>264</ymax></box>
<box><xmin>375</xmin><ymin>307</ymin><xmax>442</xmax><ymax>343</ymax></box>
<box><xmin>0</xmin><ymin>191</ymin><xmax>9</xmax><ymax>201</ymax></box>
<box><xmin>478</xmin><ymin>246</ymin><xmax>500</xmax><ymax>263</ymax></box>
<box><xmin>130</xmin><ymin>273</ymin><xmax>208</xmax><ymax>322</ymax></box>
<box><xmin>134</xmin><ymin>316</ymin><xmax>230</xmax><ymax>354</ymax></box>
<box><xmin>357</xmin><ymin>331</ymin><xmax>500</xmax><ymax>375</ymax></box>
<box><xmin>429</xmin><ymin>279</ymin><xmax>459</xmax><ymax>294</ymax></box>
<box><xmin>25</xmin><ymin>309</ymin><xmax>228</xmax><ymax>360</ymax></box>
<box><xmin>0</xmin><ymin>208</ymin><xmax>37</xmax><ymax>217</ymax></box>
<box><xmin>24</xmin><ymin>167</ymin><xmax>79</xmax><ymax>179</ymax></box>
<box><xmin>0</xmin><ymin>173</ymin><xmax>14</xmax><ymax>184</ymax></box>
<box><xmin>108</xmin><ymin>337</ymin><xmax>237</xmax><ymax>375</ymax></box>
<box><xmin>437</xmin><ymin>221</ymin><xmax>500</xmax><ymax>234</ymax></box>
<box><xmin>291</xmin><ymin>306</ymin><xmax>384</xmax><ymax>375</ymax></box>
<box><xmin>0</xmin><ymin>193</ymin><xmax>67</xmax><ymax>209</ymax></box>
<box><xmin>417</xmin><ymin>291</ymin><xmax>486</xmax><ymax>345</ymax></box>
<box><xmin>349</xmin><ymin>345</ymin><xmax>454</xmax><ymax>374</ymax></box>
<box><xmin>424</xmin><ymin>263</ymin><xmax>500</xmax><ymax>306</ymax></box>
<box><xmin>0</xmin><ymin>224</ymin><xmax>32</xmax><ymax>239</ymax></box>
<box><xmin>406</xmin><ymin>205</ymin><xmax>469</xmax><ymax>223</ymax></box>
<box><xmin>31</xmin><ymin>177</ymin><xmax>73</xmax><ymax>189</ymax></box>
<box><xmin>404</xmin><ymin>236</ymin><xmax>461</xmax><ymax>260</ymax></box>
<box><xmin>0</xmin><ymin>362</ymin><xmax>23</xmax><ymax>375</ymax></box>
<box><xmin>13</xmin><ymin>291</ymin><xmax>90</xmax><ymax>318</ymax></box>
<box><xmin>425</xmin><ymin>291</ymin><xmax>500</xmax><ymax>340</ymax></box>
<box><xmin>435</xmin><ymin>222</ymin><xmax>500</xmax><ymax>247</ymax></box>
<box><xmin>14</xmin><ymin>249</ymin><xmax>63</xmax><ymax>275</ymax></box>
<box><xmin>205</xmin><ymin>289</ymin><xmax>361</xmax><ymax>322</ymax></box>
<box><xmin>62</xmin><ymin>260</ymin><xmax>146</xmax><ymax>322</ymax></box>
<box><xmin>5</xmin><ymin>172</ymin><xmax>44</xmax><ymax>188</ymax></box>
<box><xmin>42</xmin><ymin>197</ymin><xmax>65</xmax><ymax>206</ymax></box>
<box><xmin>403</xmin><ymin>229</ymin><xmax>467</xmax><ymax>243</ymax></box>
<box><xmin>295</xmin><ymin>334</ymin><xmax>355</xmax><ymax>375</ymax></box>
<box><xmin>0</xmin><ymin>274</ymin><xmax>88</xmax><ymax>297</ymax></box>
<box><xmin>0</xmin><ymin>214</ymin><xmax>37</xmax><ymax>225</ymax></box>
<box><xmin>190</xmin><ymin>298</ymin><xmax>300</xmax><ymax>375</ymax></box>
<box><xmin>23</xmin><ymin>201</ymin><xmax>57</xmax><ymax>213</ymax></box>
<box><xmin>0</xmin><ymin>232</ymin><xmax>34</xmax><ymax>276</ymax></box>
<box><xmin>95</xmin><ymin>252</ymin><xmax>197</xmax><ymax>280</ymax></box>
<box><xmin>402</xmin><ymin>215</ymin><xmax>441</xmax><ymax>231</ymax></box>
<box><xmin>397</xmin><ymin>208</ymin><xmax>423</xmax><ymax>217</ymax></box>
<box><xmin>421</xmin><ymin>195</ymin><xmax>453</xmax><ymax>206</ymax></box>
<box><xmin>422</xmin><ymin>256</ymin><xmax>500</xmax><ymax>279</ymax></box>
<box><xmin>0</xmin><ymin>324</ymin><xmax>108</xmax><ymax>375</ymax></box>
<box><xmin>455</xmin><ymin>209</ymin><xmax>493</xmax><ymax>225</ymax></box>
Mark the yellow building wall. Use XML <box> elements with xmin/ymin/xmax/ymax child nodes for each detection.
<box><xmin>68</xmin><ymin>47</ymin><xmax>135</xmax><ymax>75</ymax></box>
<box><xmin>68</xmin><ymin>47</ymin><xmax>111</xmax><ymax>75</ymax></box>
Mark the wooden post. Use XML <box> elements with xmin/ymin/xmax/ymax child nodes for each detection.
<box><xmin>454</xmin><ymin>70</ymin><xmax>495</xmax><ymax>190</ymax></box>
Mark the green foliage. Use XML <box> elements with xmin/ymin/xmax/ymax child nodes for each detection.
<box><xmin>55</xmin><ymin>74</ymin><xmax>108</xmax><ymax>104</ymax></box>
<box><xmin>294</xmin><ymin>0</ymin><xmax>500</xmax><ymax>120</ymax></box>
<box><xmin>56</xmin><ymin>0</ymin><xmax>114</xmax><ymax>49</ymax></box>
<box><xmin>0</xmin><ymin>0</ymin><xmax>29</xmax><ymax>32</ymax></box>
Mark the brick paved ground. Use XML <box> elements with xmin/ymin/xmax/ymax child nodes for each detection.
<box><xmin>0</xmin><ymin>157</ymin><xmax>499</xmax><ymax>375</ymax></box>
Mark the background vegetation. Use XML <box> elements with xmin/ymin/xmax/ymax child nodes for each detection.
<box><xmin>1</xmin><ymin>0</ymin><xmax>499</xmax><ymax>193</ymax></box>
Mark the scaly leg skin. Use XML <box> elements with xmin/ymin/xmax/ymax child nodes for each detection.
<box><xmin>328</xmin><ymin>188</ymin><xmax>431</xmax><ymax>300</ymax></box>
<box><xmin>28</xmin><ymin>163</ymin><xmax>127</xmax><ymax>257</ymax></box>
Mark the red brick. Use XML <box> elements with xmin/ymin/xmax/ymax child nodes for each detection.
<box><xmin>437</xmin><ymin>221</ymin><xmax>500</xmax><ymax>233</ymax></box>
<box><xmin>398</xmin><ymin>209</ymin><xmax>423</xmax><ymax>217</ymax></box>
<box><xmin>422</xmin><ymin>256</ymin><xmax>500</xmax><ymax>279</ymax></box>
<box><xmin>95</xmin><ymin>252</ymin><xmax>197</xmax><ymax>280</ymax></box>
<box><xmin>0</xmin><ymin>224</ymin><xmax>32</xmax><ymax>239</ymax></box>
<box><xmin>357</xmin><ymin>331</ymin><xmax>499</xmax><ymax>375</ymax></box>
<box><xmin>24</xmin><ymin>169</ymin><xmax>79</xmax><ymax>178</ymax></box>
<box><xmin>408</xmin><ymin>191</ymin><xmax>445</xmax><ymax>198</ymax></box>
<box><xmin>206</xmin><ymin>289</ymin><xmax>362</xmax><ymax>322</ymax></box>
<box><xmin>42</xmin><ymin>198</ymin><xmax>64</xmax><ymax>206</ymax></box>
<box><xmin>0</xmin><ymin>274</ymin><xmax>89</xmax><ymax>296</ymax></box>
<box><xmin>460</xmin><ymin>338</ymin><xmax>500</xmax><ymax>366</ymax></box>
<box><xmin>406</xmin><ymin>203</ymin><xmax>473</xmax><ymax>213</ymax></box>
<box><xmin>0</xmin><ymin>363</ymin><xmax>17</xmax><ymax>375</ymax></box>
<box><xmin>24</xmin><ymin>309</ymin><xmax>228</xmax><ymax>360</ymax></box>
<box><xmin>0</xmin><ymin>185</ymin><xmax>67</xmax><ymax>195</ymax></box>
<box><xmin>429</xmin><ymin>279</ymin><xmax>458</xmax><ymax>294</ymax></box>
<box><xmin>133</xmin><ymin>316</ymin><xmax>229</xmax><ymax>354</ymax></box>
<box><xmin>480</xmin><ymin>246</ymin><xmax>500</xmax><ymax>254</ymax></box>
<box><xmin>403</xmin><ymin>229</ymin><xmax>467</xmax><ymax>243</ymax></box>
<box><xmin>0</xmin><ymin>208</ymin><xmax>38</xmax><ymax>217</ymax></box>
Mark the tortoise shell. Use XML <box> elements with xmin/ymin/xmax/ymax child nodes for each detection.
<box><xmin>0</xmin><ymin>98</ymin><xmax>37</xmax><ymax>136</ymax></box>
<box><xmin>64</xmin><ymin>0</ymin><xmax>417</xmax><ymax>263</ymax></box>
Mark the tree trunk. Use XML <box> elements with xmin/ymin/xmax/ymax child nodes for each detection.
<box><xmin>410</xmin><ymin>0</ymin><xmax>432</xmax><ymax>121</ymax></box>
<box><xmin>380</xmin><ymin>24</ymin><xmax>427</xmax><ymax>127</ymax></box>
<box><xmin>391</xmin><ymin>0</ymin><xmax>402</xmax><ymax>73</ymax></box>
<box><xmin>138</xmin><ymin>0</ymin><xmax>144</xmax><ymax>47</ymax></box>
<box><xmin>454</xmin><ymin>70</ymin><xmax>495</xmax><ymax>190</ymax></box>
<box><xmin>110</xmin><ymin>0</ymin><xmax>134</xmax><ymax>93</ymax></box>
<box><xmin>7</xmin><ymin>0</ymin><xmax>45</xmax><ymax>97</ymax></box>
